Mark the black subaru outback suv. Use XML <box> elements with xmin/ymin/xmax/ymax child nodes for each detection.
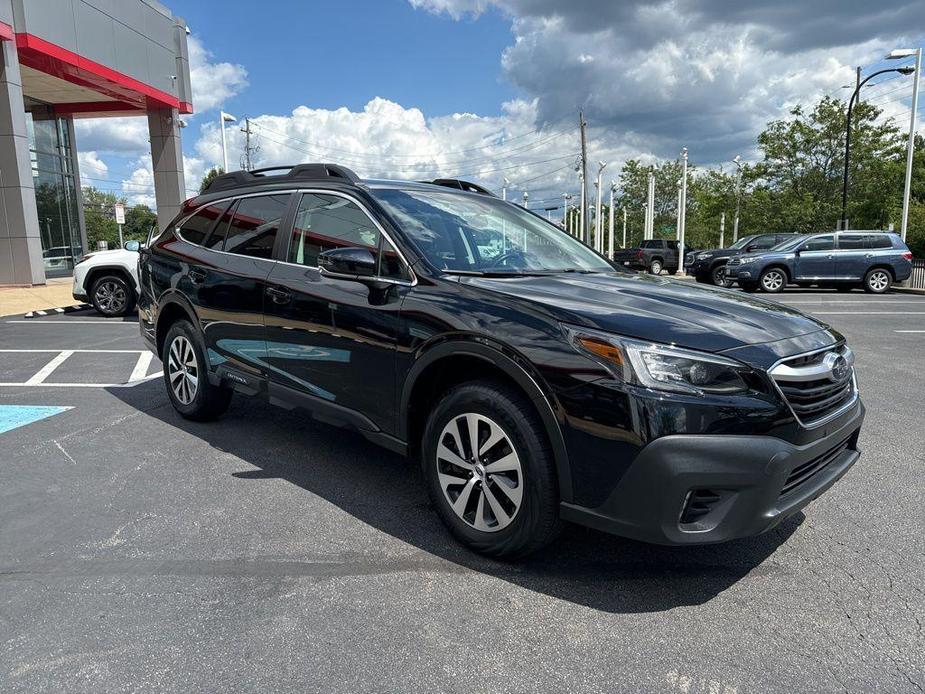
<box><xmin>139</xmin><ymin>164</ymin><xmax>864</xmax><ymax>557</ymax></box>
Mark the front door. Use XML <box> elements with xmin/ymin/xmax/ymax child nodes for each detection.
<box><xmin>262</xmin><ymin>191</ymin><xmax>411</xmax><ymax>432</ymax></box>
<box><xmin>794</xmin><ymin>234</ymin><xmax>836</xmax><ymax>280</ymax></box>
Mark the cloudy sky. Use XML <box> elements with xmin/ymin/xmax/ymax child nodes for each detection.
<box><xmin>75</xmin><ymin>0</ymin><xmax>925</xmax><ymax>212</ymax></box>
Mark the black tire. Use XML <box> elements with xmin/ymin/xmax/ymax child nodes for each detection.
<box><xmin>422</xmin><ymin>380</ymin><xmax>562</xmax><ymax>558</ymax></box>
<box><xmin>694</xmin><ymin>274</ymin><xmax>711</xmax><ymax>284</ymax></box>
<box><xmin>666</xmin><ymin>268</ymin><xmax>678</xmax><ymax>276</ymax></box>
<box><xmin>90</xmin><ymin>274</ymin><xmax>136</xmax><ymax>316</ymax></box>
<box><xmin>711</xmin><ymin>265</ymin><xmax>731</xmax><ymax>287</ymax></box>
<box><xmin>863</xmin><ymin>268</ymin><xmax>892</xmax><ymax>294</ymax></box>
<box><xmin>649</xmin><ymin>259</ymin><xmax>663</xmax><ymax>275</ymax></box>
<box><xmin>162</xmin><ymin>320</ymin><xmax>232</xmax><ymax>421</ymax></box>
<box><xmin>759</xmin><ymin>267</ymin><xmax>787</xmax><ymax>293</ymax></box>
<box><xmin>741</xmin><ymin>282</ymin><xmax>759</xmax><ymax>293</ymax></box>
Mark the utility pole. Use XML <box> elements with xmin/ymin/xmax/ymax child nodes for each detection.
<box><xmin>579</xmin><ymin>111</ymin><xmax>589</xmax><ymax>242</ymax></box>
<box><xmin>732</xmin><ymin>155</ymin><xmax>742</xmax><ymax>243</ymax></box>
<box><xmin>679</xmin><ymin>148</ymin><xmax>688</xmax><ymax>271</ymax></box>
<box><xmin>720</xmin><ymin>211</ymin><xmax>726</xmax><ymax>248</ymax></box>
<box><xmin>622</xmin><ymin>206</ymin><xmax>627</xmax><ymax>249</ymax></box>
<box><xmin>240</xmin><ymin>118</ymin><xmax>257</xmax><ymax>171</ymax></box>
<box><xmin>608</xmin><ymin>182</ymin><xmax>616</xmax><ymax>259</ymax></box>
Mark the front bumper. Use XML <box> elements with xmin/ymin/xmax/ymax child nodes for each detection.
<box><xmin>724</xmin><ymin>264</ymin><xmax>754</xmax><ymax>281</ymax></box>
<box><xmin>560</xmin><ymin>400</ymin><xmax>864</xmax><ymax>545</ymax></box>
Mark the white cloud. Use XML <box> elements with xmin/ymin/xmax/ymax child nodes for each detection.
<box><xmin>74</xmin><ymin>116</ymin><xmax>149</xmax><ymax>155</ymax></box>
<box><xmin>120</xmin><ymin>153</ymin><xmax>208</xmax><ymax>207</ymax></box>
<box><xmin>188</xmin><ymin>36</ymin><xmax>248</xmax><ymax>114</ymax></box>
<box><xmin>77</xmin><ymin>151</ymin><xmax>108</xmax><ymax>184</ymax></box>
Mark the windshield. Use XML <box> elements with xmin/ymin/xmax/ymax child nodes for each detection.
<box><xmin>771</xmin><ymin>236</ymin><xmax>806</xmax><ymax>252</ymax></box>
<box><xmin>371</xmin><ymin>187</ymin><xmax>614</xmax><ymax>274</ymax></box>
<box><xmin>729</xmin><ymin>235</ymin><xmax>757</xmax><ymax>250</ymax></box>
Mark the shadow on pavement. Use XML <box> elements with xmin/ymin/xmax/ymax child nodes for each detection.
<box><xmin>111</xmin><ymin>379</ymin><xmax>802</xmax><ymax>615</ymax></box>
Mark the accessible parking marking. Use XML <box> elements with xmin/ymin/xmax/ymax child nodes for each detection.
<box><xmin>0</xmin><ymin>405</ymin><xmax>72</xmax><ymax>434</ymax></box>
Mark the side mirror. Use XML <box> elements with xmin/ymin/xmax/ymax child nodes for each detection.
<box><xmin>318</xmin><ymin>246</ymin><xmax>377</xmax><ymax>279</ymax></box>
<box><xmin>124</xmin><ymin>240</ymin><xmax>141</xmax><ymax>252</ymax></box>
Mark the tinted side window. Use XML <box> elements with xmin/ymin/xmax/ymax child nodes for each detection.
<box><xmin>289</xmin><ymin>193</ymin><xmax>380</xmax><ymax>267</ymax></box>
<box><xmin>865</xmin><ymin>234</ymin><xmax>892</xmax><ymax>249</ymax></box>
<box><xmin>838</xmin><ymin>235</ymin><xmax>865</xmax><ymax>250</ymax></box>
<box><xmin>224</xmin><ymin>194</ymin><xmax>290</xmax><ymax>259</ymax></box>
<box><xmin>179</xmin><ymin>201</ymin><xmax>229</xmax><ymax>245</ymax></box>
<box><xmin>804</xmin><ymin>235</ymin><xmax>835</xmax><ymax>251</ymax></box>
<box><xmin>204</xmin><ymin>201</ymin><xmax>237</xmax><ymax>249</ymax></box>
<box><xmin>378</xmin><ymin>235</ymin><xmax>411</xmax><ymax>281</ymax></box>
<box><xmin>752</xmin><ymin>235</ymin><xmax>777</xmax><ymax>249</ymax></box>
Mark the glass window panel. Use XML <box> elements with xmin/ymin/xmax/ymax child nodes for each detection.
<box><xmin>223</xmin><ymin>194</ymin><xmax>290</xmax><ymax>258</ymax></box>
<box><xmin>804</xmin><ymin>235</ymin><xmax>835</xmax><ymax>251</ymax></box>
<box><xmin>289</xmin><ymin>193</ymin><xmax>380</xmax><ymax>267</ymax></box>
<box><xmin>179</xmin><ymin>202</ymin><xmax>228</xmax><ymax>245</ymax></box>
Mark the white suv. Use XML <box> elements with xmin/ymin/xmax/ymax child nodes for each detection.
<box><xmin>72</xmin><ymin>241</ymin><xmax>141</xmax><ymax>316</ymax></box>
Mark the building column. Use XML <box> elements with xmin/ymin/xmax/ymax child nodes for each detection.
<box><xmin>65</xmin><ymin>116</ymin><xmax>88</xmax><ymax>255</ymax></box>
<box><xmin>148</xmin><ymin>108</ymin><xmax>187</xmax><ymax>233</ymax></box>
<box><xmin>0</xmin><ymin>37</ymin><xmax>44</xmax><ymax>285</ymax></box>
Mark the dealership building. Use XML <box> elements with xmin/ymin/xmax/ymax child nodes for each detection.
<box><xmin>0</xmin><ymin>0</ymin><xmax>191</xmax><ymax>285</ymax></box>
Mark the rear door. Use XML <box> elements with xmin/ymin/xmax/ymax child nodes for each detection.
<box><xmin>794</xmin><ymin>234</ymin><xmax>836</xmax><ymax>280</ymax></box>
<box><xmin>195</xmin><ymin>192</ymin><xmax>293</xmax><ymax>377</ymax></box>
<box><xmin>262</xmin><ymin>191</ymin><xmax>410</xmax><ymax>432</ymax></box>
<box><xmin>833</xmin><ymin>233</ymin><xmax>867</xmax><ymax>280</ymax></box>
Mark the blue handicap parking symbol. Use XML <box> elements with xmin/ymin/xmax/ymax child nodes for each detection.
<box><xmin>0</xmin><ymin>406</ymin><xmax>72</xmax><ymax>435</ymax></box>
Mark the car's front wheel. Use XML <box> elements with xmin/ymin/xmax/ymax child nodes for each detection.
<box><xmin>422</xmin><ymin>381</ymin><xmax>561</xmax><ymax>557</ymax></box>
<box><xmin>162</xmin><ymin>320</ymin><xmax>232</xmax><ymax>421</ymax></box>
<box><xmin>864</xmin><ymin>268</ymin><xmax>892</xmax><ymax>294</ymax></box>
<box><xmin>759</xmin><ymin>267</ymin><xmax>787</xmax><ymax>293</ymax></box>
<box><xmin>90</xmin><ymin>274</ymin><xmax>135</xmax><ymax>316</ymax></box>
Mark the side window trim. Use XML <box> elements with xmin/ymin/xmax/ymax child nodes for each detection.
<box><xmin>281</xmin><ymin>189</ymin><xmax>416</xmax><ymax>285</ymax></box>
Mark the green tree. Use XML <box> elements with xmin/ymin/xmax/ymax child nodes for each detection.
<box><xmin>82</xmin><ymin>187</ymin><xmax>122</xmax><ymax>250</ymax></box>
<box><xmin>199</xmin><ymin>167</ymin><xmax>224</xmax><ymax>193</ymax></box>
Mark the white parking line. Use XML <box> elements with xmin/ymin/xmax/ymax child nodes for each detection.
<box><xmin>25</xmin><ymin>351</ymin><xmax>73</xmax><ymax>385</ymax></box>
<box><xmin>128</xmin><ymin>351</ymin><xmax>154</xmax><ymax>382</ymax></box>
<box><xmin>813</xmin><ymin>312</ymin><xmax>925</xmax><ymax>315</ymax></box>
<box><xmin>781</xmin><ymin>300</ymin><xmax>925</xmax><ymax>304</ymax></box>
<box><xmin>895</xmin><ymin>330</ymin><xmax>925</xmax><ymax>333</ymax></box>
<box><xmin>4</xmin><ymin>320</ymin><xmax>137</xmax><ymax>325</ymax></box>
<box><xmin>0</xmin><ymin>349</ymin><xmax>143</xmax><ymax>353</ymax></box>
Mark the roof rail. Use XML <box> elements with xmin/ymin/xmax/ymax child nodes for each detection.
<box><xmin>203</xmin><ymin>163</ymin><xmax>360</xmax><ymax>193</ymax></box>
<box><xmin>429</xmin><ymin>179</ymin><xmax>496</xmax><ymax>196</ymax></box>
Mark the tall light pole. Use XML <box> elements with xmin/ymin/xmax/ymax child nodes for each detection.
<box><xmin>219</xmin><ymin>111</ymin><xmax>237</xmax><ymax>172</ymax></box>
<box><xmin>522</xmin><ymin>190</ymin><xmax>528</xmax><ymax>209</ymax></box>
<box><xmin>595</xmin><ymin>161</ymin><xmax>607</xmax><ymax>253</ymax></box>
<box><xmin>501</xmin><ymin>177</ymin><xmax>510</xmax><ymax>201</ymax></box>
<box><xmin>642</xmin><ymin>203</ymin><xmax>648</xmax><ymax>241</ymax></box>
<box><xmin>679</xmin><ymin>147</ymin><xmax>688</xmax><ymax>271</ymax></box>
<box><xmin>887</xmin><ymin>48</ymin><xmax>922</xmax><ymax>242</ymax></box>
<box><xmin>732</xmin><ymin>155</ymin><xmax>743</xmax><ymax>243</ymax></box>
<box><xmin>646</xmin><ymin>172</ymin><xmax>655</xmax><ymax>240</ymax></box>
<box><xmin>841</xmin><ymin>64</ymin><xmax>915</xmax><ymax>230</ymax></box>
<box><xmin>720</xmin><ymin>211</ymin><xmax>726</xmax><ymax>248</ymax></box>
<box><xmin>608</xmin><ymin>181</ymin><xmax>616</xmax><ymax>258</ymax></box>
<box><xmin>675</xmin><ymin>179</ymin><xmax>683</xmax><ymax>241</ymax></box>
<box><xmin>622</xmin><ymin>206</ymin><xmax>627</xmax><ymax>249</ymax></box>
<box><xmin>578</xmin><ymin>170</ymin><xmax>586</xmax><ymax>244</ymax></box>
<box><xmin>562</xmin><ymin>193</ymin><xmax>572</xmax><ymax>229</ymax></box>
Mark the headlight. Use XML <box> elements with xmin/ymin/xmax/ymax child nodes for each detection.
<box><xmin>738</xmin><ymin>256</ymin><xmax>759</xmax><ymax>264</ymax></box>
<box><xmin>564</xmin><ymin>325</ymin><xmax>750</xmax><ymax>395</ymax></box>
<box><xmin>696</xmin><ymin>253</ymin><xmax>711</xmax><ymax>260</ymax></box>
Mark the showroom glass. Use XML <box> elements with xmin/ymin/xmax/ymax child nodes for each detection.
<box><xmin>289</xmin><ymin>193</ymin><xmax>409</xmax><ymax>280</ymax></box>
<box><xmin>222</xmin><ymin>194</ymin><xmax>290</xmax><ymax>259</ymax></box>
<box><xmin>371</xmin><ymin>188</ymin><xmax>613</xmax><ymax>273</ymax></box>
<box><xmin>803</xmin><ymin>235</ymin><xmax>835</xmax><ymax>252</ymax></box>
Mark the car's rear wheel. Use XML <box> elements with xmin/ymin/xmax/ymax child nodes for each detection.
<box><xmin>162</xmin><ymin>320</ymin><xmax>232</xmax><ymax>421</ymax></box>
<box><xmin>90</xmin><ymin>274</ymin><xmax>135</xmax><ymax>316</ymax></box>
<box><xmin>759</xmin><ymin>267</ymin><xmax>787</xmax><ymax>293</ymax></box>
<box><xmin>864</xmin><ymin>268</ymin><xmax>892</xmax><ymax>294</ymax></box>
<box><xmin>422</xmin><ymin>381</ymin><xmax>561</xmax><ymax>558</ymax></box>
<box><xmin>649</xmin><ymin>259</ymin><xmax>663</xmax><ymax>275</ymax></box>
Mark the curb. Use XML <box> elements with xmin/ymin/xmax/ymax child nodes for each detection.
<box><xmin>24</xmin><ymin>303</ymin><xmax>92</xmax><ymax>319</ymax></box>
<box><xmin>894</xmin><ymin>286</ymin><xmax>925</xmax><ymax>295</ymax></box>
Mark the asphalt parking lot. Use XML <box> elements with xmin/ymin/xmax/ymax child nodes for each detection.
<box><xmin>1</xmin><ymin>288</ymin><xmax>924</xmax><ymax>693</ymax></box>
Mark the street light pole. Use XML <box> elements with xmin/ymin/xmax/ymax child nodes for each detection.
<box><xmin>622</xmin><ymin>206</ymin><xmax>627</xmax><ymax>249</ymax></box>
<box><xmin>679</xmin><ymin>148</ymin><xmax>688</xmax><ymax>271</ymax></box>
<box><xmin>841</xmin><ymin>64</ymin><xmax>915</xmax><ymax>230</ymax></box>
<box><xmin>219</xmin><ymin>111</ymin><xmax>237</xmax><ymax>172</ymax></box>
<box><xmin>887</xmin><ymin>48</ymin><xmax>922</xmax><ymax>242</ymax></box>
<box><xmin>608</xmin><ymin>181</ymin><xmax>616</xmax><ymax>259</ymax></box>
<box><xmin>578</xmin><ymin>170</ymin><xmax>586</xmax><ymax>244</ymax></box>
<box><xmin>732</xmin><ymin>155</ymin><xmax>742</xmax><ymax>243</ymax></box>
<box><xmin>562</xmin><ymin>193</ymin><xmax>572</xmax><ymax>230</ymax></box>
<box><xmin>595</xmin><ymin>161</ymin><xmax>607</xmax><ymax>254</ymax></box>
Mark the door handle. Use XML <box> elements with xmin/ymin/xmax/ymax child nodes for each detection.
<box><xmin>266</xmin><ymin>286</ymin><xmax>291</xmax><ymax>304</ymax></box>
<box><xmin>865</xmin><ymin>253</ymin><xmax>874</xmax><ymax>258</ymax></box>
<box><xmin>826</xmin><ymin>254</ymin><xmax>834</xmax><ymax>259</ymax></box>
<box><xmin>188</xmin><ymin>268</ymin><xmax>206</xmax><ymax>284</ymax></box>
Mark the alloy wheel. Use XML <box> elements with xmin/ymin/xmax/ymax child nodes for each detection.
<box><xmin>712</xmin><ymin>267</ymin><xmax>730</xmax><ymax>287</ymax></box>
<box><xmin>868</xmin><ymin>270</ymin><xmax>890</xmax><ymax>292</ymax></box>
<box><xmin>167</xmin><ymin>335</ymin><xmax>199</xmax><ymax>405</ymax></box>
<box><xmin>761</xmin><ymin>270</ymin><xmax>785</xmax><ymax>292</ymax></box>
<box><xmin>650</xmin><ymin>261</ymin><xmax>662</xmax><ymax>275</ymax></box>
<box><xmin>436</xmin><ymin>413</ymin><xmax>523</xmax><ymax>533</ymax></box>
<box><xmin>95</xmin><ymin>280</ymin><xmax>126</xmax><ymax>314</ymax></box>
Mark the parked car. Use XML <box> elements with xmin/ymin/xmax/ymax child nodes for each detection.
<box><xmin>72</xmin><ymin>240</ymin><xmax>141</xmax><ymax>316</ymax></box>
<box><xmin>724</xmin><ymin>231</ymin><xmax>913</xmax><ymax>294</ymax></box>
<box><xmin>612</xmin><ymin>239</ymin><xmax>681</xmax><ymax>275</ymax></box>
<box><xmin>686</xmin><ymin>233</ymin><xmax>801</xmax><ymax>286</ymax></box>
<box><xmin>139</xmin><ymin>164</ymin><xmax>864</xmax><ymax>557</ymax></box>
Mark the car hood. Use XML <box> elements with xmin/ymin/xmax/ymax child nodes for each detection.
<box><xmin>461</xmin><ymin>272</ymin><xmax>830</xmax><ymax>353</ymax></box>
<box><xmin>84</xmin><ymin>248</ymin><xmax>136</xmax><ymax>263</ymax></box>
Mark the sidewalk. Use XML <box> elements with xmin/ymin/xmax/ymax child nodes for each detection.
<box><xmin>0</xmin><ymin>278</ymin><xmax>77</xmax><ymax>317</ymax></box>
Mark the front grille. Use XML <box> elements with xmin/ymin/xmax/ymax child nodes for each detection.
<box><xmin>780</xmin><ymin>436</ymin><xmax>852</xmax><ymax>497</ymax></box>
<box><xmin>769</xmin><ymin>345</ymin><xmax>856</xmax><ymax>426</ymax></box>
